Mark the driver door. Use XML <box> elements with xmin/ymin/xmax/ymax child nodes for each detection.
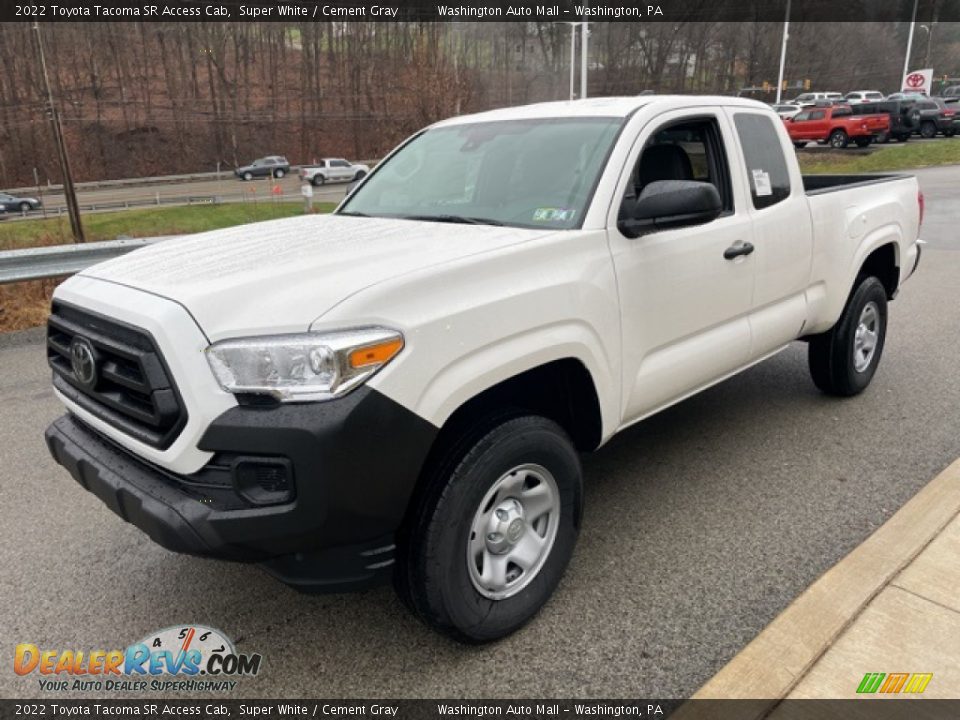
<box><xmin>608</xmin><ymin>110</ymin><xmax>755</xmax><ymax>424</ymax></box>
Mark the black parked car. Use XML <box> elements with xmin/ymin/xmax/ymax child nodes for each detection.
<box><xmin>854</xmin><ymin>100</ymin><xmax>921</xmax><ymax>142</ymax></box>
<box><xmin>911</xmin><ymin>97</ymin><xmax>959</xmax><ymax>138</ymax></box>
<box><xmin>234</xmin><ymin>155</ymin><xmax>290</xmax><ymax>181</ymax></box>
<box><xmin>0</xmin><ymin>191</ymin><xmax>42</xmax><ymax>213</ymax></box>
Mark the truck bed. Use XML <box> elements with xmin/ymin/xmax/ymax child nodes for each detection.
<box><xmin>802</xmin><ymin>173</ymin><xmax>907</xmax><ymax>195</ymax></box>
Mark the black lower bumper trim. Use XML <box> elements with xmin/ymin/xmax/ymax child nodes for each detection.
<box><xmin>45</xmin><ymin>386</ymin><xmax>438</xmax><ymax>592</ymax></box>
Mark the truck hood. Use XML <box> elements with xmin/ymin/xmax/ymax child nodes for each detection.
<box><xmin>80</xmin><ymin>214</ymin><xmax>552</xmax><ymax>340</ymax></box>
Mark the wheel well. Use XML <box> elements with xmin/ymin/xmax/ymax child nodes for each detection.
<box><xmin>432</xmin><ymin>359</ymin><xmax>603</xmax><ymax>456</ymax></box>
<box><xmin>859</xmin><ymin>243</ymin><xmax>898</xmax><ymax>298</ymax></box>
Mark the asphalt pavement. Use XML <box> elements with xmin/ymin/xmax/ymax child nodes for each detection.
<box><xmin>1</xmin><ymin>166</ymin><xmax>958</xmax><ymax>700</ymax></box>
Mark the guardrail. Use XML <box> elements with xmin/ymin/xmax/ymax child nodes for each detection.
<box><xmin>0</xmin><ymin>237</ymin><xmax>169</xmax><ymax>285</ymax></box>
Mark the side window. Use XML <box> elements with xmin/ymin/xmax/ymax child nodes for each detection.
<box><xmin>620</xmin><ymin>117</ymin><xmax>733</xmax><ymax>219</ymax></box>
<box><xmin>832</xmin><ymin>107</ymin><xmax>851</xmax><ymax>117</ymax></box>
<box><xmin>733</xmin><ymin>113</ymin><xmax>792</xmax><ymax>210</ymax></box>
<box><xmin>794</xmin><ymin>111</ymin><xmax>811</xmax><ymax>122</ymax></box>
<box><xmin>809</xmin><ymin>110</ymin><xmax>826</xmax><ymax>120</ymax></box>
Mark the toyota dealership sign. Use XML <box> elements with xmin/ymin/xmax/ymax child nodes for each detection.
<box><xmin>902</xmin><ymin>68</ymin><xmax>933</xmax><ymax>94</ymax></box>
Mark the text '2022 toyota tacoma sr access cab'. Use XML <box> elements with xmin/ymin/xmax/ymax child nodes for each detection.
<box><xmin>45</xmin><ymin>96</ymin><xmax>922</xmax><ymax>642</ymax></box>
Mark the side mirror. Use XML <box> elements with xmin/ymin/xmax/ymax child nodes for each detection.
<box><xmin>618</xmin><ymin>180</ymin><xmax>722</xmax><ymax>238</ymax></box>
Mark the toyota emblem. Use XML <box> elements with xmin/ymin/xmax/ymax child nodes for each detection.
<box><xmin>69</xmin><ymin>337</ymin><xmax>98</xmax><ymax>389</ymax></box>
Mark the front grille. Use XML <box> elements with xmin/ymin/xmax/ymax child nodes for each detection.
<box><xmin>47</xmin><ymin>302</ymin><xmax>187</xmax><ymax>449</ymax></box>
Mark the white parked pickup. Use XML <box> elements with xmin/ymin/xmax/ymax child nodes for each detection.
<box><xmin>45</xmin><ymin>96</ymin><xmax>922</xmax><ymax>643</ymax></box>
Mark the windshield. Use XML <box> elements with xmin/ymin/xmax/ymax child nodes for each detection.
<box><xmin>339</xmin><ymin>117</ymin><xmax>624</xmax><ymax>230</ymax></box>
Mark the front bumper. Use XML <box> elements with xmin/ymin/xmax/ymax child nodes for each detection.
<box><xmin>46</xmin><ymin>386</ymin><xmax>437</xmax><ymax>592</ymax></box>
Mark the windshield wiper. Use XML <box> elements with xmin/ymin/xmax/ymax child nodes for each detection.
<box><xmin>402</xmin><ymin>214</ymin><xmax>505</xmax><ymax>227</ymax></box>
<box><xmin>337</xmin><ymin>211</ymin><xmax>369</xmax><ymax>217</ymax></box>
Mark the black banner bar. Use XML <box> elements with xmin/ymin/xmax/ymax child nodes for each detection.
<box><xmin>4</xmin><ymin>700</ymin><xmax>960</xmax><ymax>720</ymax></box>
<box><xmin>1</xmin><ymin>0</ymin><xmax>958</xmax><ymax>23</ymax></box>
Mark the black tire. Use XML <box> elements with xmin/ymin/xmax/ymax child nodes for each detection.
<box><xmin>946</xmin><ymin>130</ymin><xmax>957</xmax><ymax>138</ymax></box>
<box><xmin>793</xmin><ymin>142</ymin><xmax>807</xmax><ymax>149</ymax></box>
<box><xmin>19</xmin><ymin>202</ymin><xmax>31</xmax><ymax>212</ymax></box>
<box><xmin>395</xmin><ymin>415</ymin><xmax>582</xmax><ymax>643</ymax></box>
<box><xmin>353</xmin><ymin>170</ymin><xmax>367</xmax><ymax>181</ymax></box>
<box><xmin>876</xmin><ymin>131</ymin><xmax>890</xmax><ymax>144</ymax></box>
<box><xmin>829</xmin><ymin>129</ymin><xmax>848</xmax><ymax>149</ymax></box>
<box><xmin>808</xmin><ymin>276</ymin><xmax>888</xmax><ymax>397</ymax></box>
<box><xmin>274</xmin><ymin>169</ymin><xmax>285</xmax><ymax>179</ymax></box>
<box><xmin>854</xmin><ymin>138</ymin><xmax>870</xmax><ymax>148</ymax></box>
<box><xmin>920</xmin><ymin>121</ymin><xmax>937</xmax><ymax>139</ymax></box>
<box><xmin>242</xmin><ymin>171</ymin><xmax>253</xmax><ymax>181</ymax></box>
<box><xmin>311</xmin><ymin>174</ymin><xmax>325</xmax><ymax>186</ymax></box>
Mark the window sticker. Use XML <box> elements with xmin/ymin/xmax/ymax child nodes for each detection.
<box><xmin>532</xmin><ymin>207</ymin><xmax>576</xmax><ymax>222</ymax></box>
<box><xmin>751</xmin><ymin>169</ymin><xmax>773</xmax><ymax>197</ymax></box>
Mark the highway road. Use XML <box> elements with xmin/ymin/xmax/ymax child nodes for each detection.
<box><xmin>5</xmin><ymin>173</ymin><xmax>351</xmax><ymax>216</ymax></box>
<box><xmin>1</xmin><ymin>166</ymin><xmax>958</xmax><ymax>700</ymax></box>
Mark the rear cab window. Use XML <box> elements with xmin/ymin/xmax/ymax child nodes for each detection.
<box><xmin>732</xmin><ymin>113</ymin><xmax>792</xmax><ymax>210</ymax></box>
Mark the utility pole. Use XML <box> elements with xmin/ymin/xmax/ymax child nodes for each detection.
<box><xmin>902</xmin><ymin>0</ymin><xmax>919</xmax><ymax>91</ymax></box>
<box><xmin>775</xmin><ymin>0</ymin><xmax>791</xmax><ymax>104</ymax></box>
<box><xmin>33</xmin><ymin>22</ymin><xmax>84</xmax><ymax>243</ymax></box>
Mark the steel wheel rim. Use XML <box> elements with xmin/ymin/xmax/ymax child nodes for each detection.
<box><xmin>467</xmin><ymin>463</ymin><xmax>561</xmax><ymax>600</ymax></box>
<box><xmin>853</xmin><ymin>301</ymin><xmax>880</xmax><ymax>373</ymax></box>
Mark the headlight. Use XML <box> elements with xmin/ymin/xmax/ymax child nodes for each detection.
<box><xmin>205</xmin><ymin>327</ymin><xmax>403</xmax><ymax>402</ymax></box>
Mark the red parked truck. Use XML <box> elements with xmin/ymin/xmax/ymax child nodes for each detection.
<box><xmin>785</xmin><ymin>105</ymin><xmax>890</xmax><ymax>148</ymax></box>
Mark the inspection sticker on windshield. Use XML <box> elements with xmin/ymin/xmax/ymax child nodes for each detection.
<box><xmin>751</xmin><ymin>169</ymin><xmax>773</xmax><ymax>197</ymax></box>
<box><xmin>533</xmin><ymin>207</ymin><xmax>576</xmax><ymax>222</ymax></box>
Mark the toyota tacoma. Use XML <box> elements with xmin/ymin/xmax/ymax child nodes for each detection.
<box><xmin>45</xmin><ymin>96</ymin><xmax>923</xmax><ymax>642</ymax></box>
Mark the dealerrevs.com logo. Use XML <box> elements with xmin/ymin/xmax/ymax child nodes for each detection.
<box><xmin>15</xmin><ymin>625</ymin><xmax>262</xmax><ymax>693</ymax></box>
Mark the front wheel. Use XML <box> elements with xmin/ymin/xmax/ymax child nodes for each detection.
<box><xmin>242</xmin><ymin>171</ymin><xmax>253</xmax><ymax>181</ymax></box>
<box><xmin>395</xmin><ymin>415</ymin><xmax>582</xmax><ymax>643</ymax></box>
<box><xmin>920</xmin><ymin>121</ymin><xmax>937</xmax><ymax>139</ymax></box>
<box><xmin>311</xmin><ymin>174</ymin><xmax>325</xmax><ymax>186</ymax></box>
<box><xmin>808</xmin><ymin>276</ymin><xmax>888</xmax><ymax>396</ymax></box>
<box><xmin>353</xmin><ymin>170</ymin><xmax>367</xmax><ymax>181</ymax></box>
<box><xmin>274</xmin><ymin>169</ymin><xmax>285</xmax><ymax>178</ymax></box>
<box><xmin>829</xmin><ymin>129</ymin><xmax>849</xmax><ymax>149</ymax></box>
<box><xmin>19</xmin><ymin>202</ymin><xmax>31</xmax><ymax>212</ymax></box>
<box><xmin>793</xmin><ymin>141</ymin><xmax>807</xmax><ymax>149</ymax></box>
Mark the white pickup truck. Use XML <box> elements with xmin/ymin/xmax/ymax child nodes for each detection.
<box><xmin>300</xmin><ymin>158</ymin><xmax>370</xmax><ymax>186</ymax></box>
<box><xmin>45</xmin><ymin>96</ymin><xmax>922</xmax><ymax>643</ymax></box>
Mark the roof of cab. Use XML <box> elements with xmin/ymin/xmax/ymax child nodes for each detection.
<box><xmin>432</xmin><ymin>95</ymin><xmax>771</xmax><ymax>127</ymax></box>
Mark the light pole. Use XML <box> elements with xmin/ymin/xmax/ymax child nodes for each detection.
<box><xmin>566</xmin><ymin>22</ymin><xmax>580</xmax><ymax>100</ymax></box>
<box><xmin>919</xmin><ymin>23</ymin><xmax>935</xmax><ymax>70</ymax></box>
<box><xmin>902</xmin><ymin>0</ymin><xmax>919</xmax><ymax>90</ymax></box>
<box><xmin>775</xmin><ymin>0</ymin><xmax>791</xmax><ymax>104</ymax></box>
<box><xmin>33</xmin><ymin>22</ymin><xmax>84</xmax><ymax>243</ymax></box>
<box><xmin>580</xmin><ymin>18</ymin><xmax>589</xmax><ymax>99</ymax></box>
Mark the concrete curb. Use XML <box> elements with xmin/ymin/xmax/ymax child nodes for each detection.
<box><xmin>677</xmin><ymin>456</ymin><xmax>960</xmax><ymax>716</ymax></box>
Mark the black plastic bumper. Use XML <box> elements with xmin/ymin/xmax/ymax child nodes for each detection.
<box><xmin>45</xmin><ymin>386</ymin><xmax>438</xmax><ymax>592</ymax></box>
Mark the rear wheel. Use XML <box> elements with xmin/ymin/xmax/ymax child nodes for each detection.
<box><xmin>395</xmin><ymin>415</ymin><xmax>582</xmax><ymax>643</ymax></box>
<box><xmin>19</xmin><ymin>202</ymin><xmax>31</xmax><ymax>212</ymax></box>
<box><xmin>829</xmin><ymin>129</ymin><xmax>849</xmax><ymax>149</ymax></box>
<box><xmin>274</xmin><ymin>169</ymin><xmax>285</xmax><ymax>179</ymax></box>
<box><xmin>920</xmin><ymin>121</ymin><xmax>937</xmax><ymax>139</ymax></box>
<box><xmin>808</xmin><ymin>276</ymin><xmax>888</xmax><ymax>396</ymax></box>
<box><xmin>353</xmin><ymin>170</ymin><xmax>367</xmax><ymax>181</ymax></box>
<box><xmin>793</xmin><ymin>142</ymin><xmax>807</xmax><ymax>149</ymax></box>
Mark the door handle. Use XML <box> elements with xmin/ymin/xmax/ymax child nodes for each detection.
<box><xmin>724</xmin><ymin>242</ymin><xmax>755</xmax><ymax>260</ymax></box>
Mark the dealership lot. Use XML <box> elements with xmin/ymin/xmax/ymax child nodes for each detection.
<box><xmin>1</xmin><ymin>166</ymin><xmax>958</xmax><ymax>699</ymax></box>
